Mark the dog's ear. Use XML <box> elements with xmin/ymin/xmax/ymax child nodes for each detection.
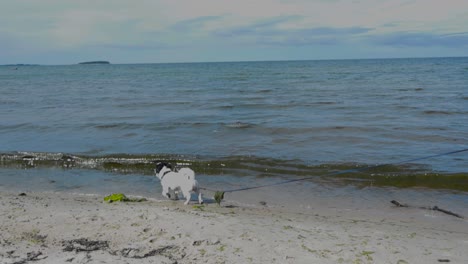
<box><xmin>154</xmin><ymin>161</ymin><xmax>165</xmax><ymax>174</ymax></box>
<box><xmin>166</xmin><ymin>163</ymin><xmax>174</xmax><ymax>170</ymax></box>
<box><xmin>154</xmin><ymin>161</ymin><xmax>173</xmax><ymax>173</ymax></box>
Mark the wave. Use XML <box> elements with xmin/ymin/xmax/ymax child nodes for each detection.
<box><xmin>1</xmin><ymin>151</ymin><xmax>467</xmax><ymax>192</ymax></box>
<box><xmin>90</xmin><ymin>121</ymin><xmax>258</xmax><ymax>130</ymax></box>
<box><xmin>224</xmin><ymin>122</ymin><xmax>253</xmax><ymax>128</ymax></box>
<box><xmin>0</xmin><ymin>123</ymin><xmax>51</xmax><ymax>131</ymax></box>
<box><xmin>423</xmin><ymin>110</ymin><xmax>468</xmax><ymax>115</ymax></box>
<box><xmin>423</xmin><ymin>110</ymin><xmax>454</xmax><ymax>115</ymax></box>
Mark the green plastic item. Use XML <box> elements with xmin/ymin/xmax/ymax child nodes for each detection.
<box><xmin>104</xmin><ymin>193</ymin><xmax>147</xmax><ymax>203</ymax></box>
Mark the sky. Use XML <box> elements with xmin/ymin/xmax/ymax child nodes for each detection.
<box><xmin>1</xmin><ymin>0</ymin><xmax>468</xmax><ymax>64</ymax></box>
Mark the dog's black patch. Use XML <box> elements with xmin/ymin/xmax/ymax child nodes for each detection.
<box><xmin>155</xmin><ymin>161</ymin><xmax>173</xmax><ymax>174</ymax></box>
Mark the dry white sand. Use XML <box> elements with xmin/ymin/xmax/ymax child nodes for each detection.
<box><xmin>0</xmin><ymin>190</ymin><xmax>467</xmax><ymax>264</ymax></box>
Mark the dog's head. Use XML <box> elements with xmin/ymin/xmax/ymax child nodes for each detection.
<box><xmin>155</xmin><ymin>161</ymin><xmax>173</xmax><ymax>174</ymax></box>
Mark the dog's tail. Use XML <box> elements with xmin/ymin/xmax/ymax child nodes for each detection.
<box><xmin>178</xmin><ymin>168</ymin><xmax>195</xmax><ymax>180</ymax></box>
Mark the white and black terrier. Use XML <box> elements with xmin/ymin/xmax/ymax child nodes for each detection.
<box><xmin>155</xmin><ymin>161</ymin><xmax>203</xmax><ymax>205</ymax></box>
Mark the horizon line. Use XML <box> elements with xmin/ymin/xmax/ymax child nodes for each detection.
<box><xmin>2</xmin><ymin>55</ymin><xmax>467</xmax><ymax>66</ymax></box>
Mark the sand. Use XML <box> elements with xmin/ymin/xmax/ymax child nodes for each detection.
<box><xmin>0</xmin><ymin>191</ymin><xmax>467</xmax><ymax>264</ymax></box>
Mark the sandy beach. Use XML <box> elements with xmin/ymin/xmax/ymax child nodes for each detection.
<box><xmin>1</xmin><ymin>190</ymin><xmax>467</xmax><ymax>264</ymax></box>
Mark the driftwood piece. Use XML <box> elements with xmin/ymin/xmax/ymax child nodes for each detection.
<box><xmin>431</xmin><ymin>206</ymin><xmax>464</xmax><ymax>219</ymax></box>
<box><xmin>390</xmin><ymin>200</ymin><xmax>408</xmax><ymax>207</ymax></box>
<box><xmin>390</xmin><ymin>200</ymin><xmax>464</xmax><ymax>219</ymax></box>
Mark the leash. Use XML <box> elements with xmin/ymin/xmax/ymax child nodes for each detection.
<box><xmin>201</xmin><ymin>147</ymin><xmax>468</xmax><ymax>204</ymax></box>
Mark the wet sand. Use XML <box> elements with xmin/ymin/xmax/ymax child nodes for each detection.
<box><xmin>1</xmin><ymin>190</ymin><xmax>467</xmax><ymax>264</ymax></box>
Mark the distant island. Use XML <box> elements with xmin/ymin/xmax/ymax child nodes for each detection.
<box><xmin>78</xmin><ymin>61</ymin><xmax>110</xmax><ymax>65</ymax></box>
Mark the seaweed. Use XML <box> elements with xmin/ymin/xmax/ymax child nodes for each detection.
<box><xmin>103</xmin><ymin>193</ymin><xmax>147</xmax><ymax>203</ymax></box>
<box><xmin>192</xmin><ymin>205</ymin><xmax>205</xmax><ymax>211</ymax></box>
<box><xmin>62</xmin><ymin>238</ymin><xmax>109</xmax><ymax>252</ymax></box>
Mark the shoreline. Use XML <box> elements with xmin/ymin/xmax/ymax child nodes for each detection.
<box><xmin>2</xmin><ymin>150</ymin><xmax>467</xmax><ymax>192</ymax></box>
<box><xmin>1</xmin><ymin>190</ymin><xmax>467</xmax><ymax>263</ymax></box>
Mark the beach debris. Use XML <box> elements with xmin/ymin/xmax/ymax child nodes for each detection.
<box><xmin>62</xmin><ymin>239</ymin><xmax>181</xmax><ymax>261</ymax></box>
<box><xmin>18</xmin><ymin>192</ymin><xmax>27</xmax><ymax>196</ymax></box>
<box><xmin>390</xmin><ymin>200</ymin><xmax>464</xmax><ymax>219</ymax></box>
<box><xmin>210</xmin><ymin>238</ymin><xmax>221</xmax><ymax>245</ymax></box>
<box><xmin>391</xmin><ymin>200</ymin><xmax>408</xmax><ymax>207</ymax></box>
<box><xmin>20</xmin><ymin>229</ymin><xmax>47</xmax><ymax>245</ymax></box>
<box><xmin>192</xmin><ymin>240</ymin><xmax>204</xmax><ymax>246</ymax></box>
<box><xmin>438</xmin><ymin>259</ymin><xmax>451</xmax><ymax>262</ymax></box>
<box><xmin>114</xmin><ymin>245</ymin><xmax>181</xmax><ymax>260</ymax></box>
<box><xmin>192</xmin><ymin>239</ymin><xmax>220</xmax><ymax>247</ymax></box>
<box><xmin>103</xmin><ymin>193</ymin><xmax>147</xmax><ymax>203</ymax></box>
<box><xmin>11</xmin><ymin>251</ymin><xmax>47</xmax><ymax>264</ymax></box>
<box><xmin>214</xmin><ymin>191</ymin><xmax>225</xmax><ymax>206</ymax></box>
<box><xmin>62</xmin><ymin>238</ymin><xmax>109</xmax><ymax>252</ymax></box>
<box><xmin>192</xmin><ymin>204</ymin><xmax>205</xmax><ymax>211</ymax></box>
<box><xmin>104</xmin><ymin>193</ymin><xmax>128</xmax><ymax>202</ymax></box>
<box><xmin>27</xmin><ymin>251</ymin><xmax>46</xmax><ymax>261</ymax></box>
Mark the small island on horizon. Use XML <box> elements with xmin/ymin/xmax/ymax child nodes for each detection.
<box><xmin>78</xmin><ymin>61</ymin><xmax>110</xmax><ymax>65</ymax></box>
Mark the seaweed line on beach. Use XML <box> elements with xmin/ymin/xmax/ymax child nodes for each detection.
<box><xmin>62</xmin><ymin>238</ymin><xmax>109</xmax><ymax>252</ymax></box>
<box><xmin>11</xmin><ymin>251</ymin><xmax>46</xmax><ymax>264</ymax></box>
<box><xmin>112</xmin><ymin>245</ymin><xmax>182</xmax><ymax>260</ymax></box>
<box><xmin>61</xmin><ymin>238</ymin><xmax>184</xmax><ymax>261</ymax></box>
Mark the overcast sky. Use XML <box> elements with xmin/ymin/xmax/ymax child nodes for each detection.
<box><xmin>1</xmin><ymin>0</ymin><xmax>468</xmax><ymax>64</ymax></box>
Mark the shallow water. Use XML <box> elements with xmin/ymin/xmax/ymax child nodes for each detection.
<box><xmin>1</xmin><ymin>58</ymin><xmax>467</xmax><ymax>206</ymax></box>
<box><xmin>1</xmin><ymin>167</ymin><xmax>466</xmax><ymax>223</ymax></box>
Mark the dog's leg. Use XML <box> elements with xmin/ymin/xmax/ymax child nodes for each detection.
<box><xmin>197</xmin><ymin>191</ymin><xmax>203</xmax><ymax>204</ymax></box>
<box><xmin>183</xmin><ymin>191</ymin><xmax>191</xmax><ymax>205</ymax></box>
<box><xmin>162</xmin><ymin>186</ymin><xmax>171</xmax><ymax>199</ymax></box>
<box><xmin>169</xmin><ymin>189</ymin><xmax>179</xmax><ymax>200</ymax></box>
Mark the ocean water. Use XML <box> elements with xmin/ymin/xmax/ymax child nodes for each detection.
<box><xmin>1</xmin><ymin>57</ymin><xmax>468</xmax><ymax>207</ymax></box>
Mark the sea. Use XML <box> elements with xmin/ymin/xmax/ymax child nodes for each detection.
<box><xmin>1</xmin><ymin>57</ymin><xmax>467</xmax><ymax>215</ymax></box>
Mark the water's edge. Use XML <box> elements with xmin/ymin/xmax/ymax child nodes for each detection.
<box><xmin>2</xmin><ymin>151</ymin><xmax>467</xmax><ymax>192</ymax></box>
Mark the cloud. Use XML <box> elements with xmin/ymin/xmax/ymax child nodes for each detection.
<box><xmin>299</xmin><ymin>27</ymin><xmax>373</xmax><ymax>36</ymax></box>
<box><xmin>214</xmin><ymin>15</ymin><xmax>302</xmax><ymax>37</ymax></box>
<box><xmin>90</xmin><ymin>43</ymin><xmax>175</xmax><ymax>51</ymax></box>
<box><xmin>170</xmin><ymin>16</ymin><xmax>224</xmax><ymax>32</ymax></box>
<box><xmin>1</xmin><ymin>0</ymin><xmax>468</xmax><ymax>63</ymax></box>
<box><xmin>370</xmin><ymin>31</ymin><xmax>468</xmax><ymax>48</ymax></box>
<box><xmin>213</xmin><ymin>16</ymin><xmax>373</xmax><ymax>46</ymax></box>
<box><xmin>50</xmin><ymin>10</ymin><xmax>138</xmax><ymax>47</ymax></box>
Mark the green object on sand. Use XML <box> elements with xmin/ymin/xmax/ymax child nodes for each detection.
<box><xmin>104</xmin><ymin>193</ymin><xmax>129</xmax><ymax>202</ymax></box>
<box><xmin>104</xmin><ymin>193</ymin><xmax>147</xmax><ymax>203</ymax></box>
<box><xmin>214</xmin><ymin>191</ymin><xmax>225</xmax><ymax>206</ymax></box>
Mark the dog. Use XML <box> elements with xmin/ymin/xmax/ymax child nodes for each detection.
<box><xmin>155</xmin><ymin>161</ymin><xmax>203</xmax><ymax>205</ymax></box>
